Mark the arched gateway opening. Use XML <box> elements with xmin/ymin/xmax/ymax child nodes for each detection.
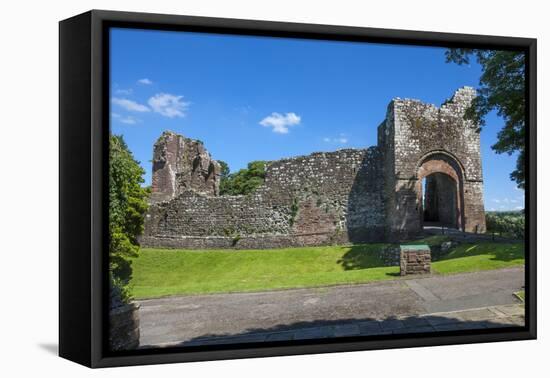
<box><xmin>422</xmin><ymin>173</ymin><xmax>458</xmax><ymax>227</ymax></box>
<box><xmin>416</xmin><ymin>152</ymin><xmax>465</xmax><ymax>231</ymax></box>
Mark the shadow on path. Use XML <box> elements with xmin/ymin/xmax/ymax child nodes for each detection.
<box><xmin>140</xmin><ymin>307</ymin><xmax>525</xmax><ymax>349</ymax></box>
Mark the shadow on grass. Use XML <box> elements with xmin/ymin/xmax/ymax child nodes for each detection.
<box><xmin>139</xmin><ymin>312</ymin><xmax>524</xmax><ymax>349</ymax></box>
<box><xmin>336</xmin><ymin>244</ymin><xmax>390</xmax><ymax>271</ymax></box>
<box><xmin>436</xmin><ymin>243</ymin><xmax>524</xmax><ymax>263</ymax></box>
<box><xmin>385</xmin><ymin>272</ymin><xmax>401</xmax><ymax>277</ymax></box>
<box><xmin>336</xmin><ymin>239</ymin><xmax>524</xmax><ymax>274</ymax></box>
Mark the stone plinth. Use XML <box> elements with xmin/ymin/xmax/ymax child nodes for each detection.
<box><xmin>400</xmin><ymin>245</ymin><xmax>431</xmax><ymax>276</ymax></box>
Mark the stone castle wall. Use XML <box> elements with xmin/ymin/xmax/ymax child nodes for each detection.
<box><xmin>141</xmin><ymin>87</ymin><xmax>486</xmax><ymax>249</ymax></box>
<box><xmin>142</xmin><ymin>147</ymin><xmax>386</xmax><ymax>249</ymax></box>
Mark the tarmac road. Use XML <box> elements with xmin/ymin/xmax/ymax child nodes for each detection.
<box><xmin>137</xmin><ymin>266</ymin><xmax>524</xmax><ymax>347</ymax></box>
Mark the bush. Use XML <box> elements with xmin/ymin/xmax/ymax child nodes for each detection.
<box><xmin>485</xmin><ymin>212</ymin><xmax>525</xmax><ymax>239</ymax></box>
<box><xmin>110</xmin><ymin>274</ymin><xmax>131</xmax><ymax>308</ymax></box>
<box><xmin>109</xmin><ymin>135</ymin><xmax>149</xmax><ymax>304</ymax></box>
<box><xmin>219</xmin><ymin>160</ymin><xmax>267</xmax><ymax>195</ymax></box>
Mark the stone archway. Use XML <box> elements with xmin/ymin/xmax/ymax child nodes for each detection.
<box><xmin>422</xmin><ymin>172</ymin><xmax>458</xmax><ymax>227</ymax></box>
<box><xmin>416</xmin><ymin>151</ymin><xmax>465</xmax><ymax>231</ymax></box>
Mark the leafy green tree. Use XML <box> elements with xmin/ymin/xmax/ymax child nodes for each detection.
<box><xmin>446</xmin><ymin>49</ymin><xmax>526</xmax><ymax>188</ymax></box>
<box><xmin>219</xmin><ymin>160</ymin><xmax>267</xmax><ymax>195</ymax></box>
<box><xmin>218</xmin><ymin>160</ymin><xmax>230</xmax><ymax>195</ymax></box>
<box><xmin>218</xmin><ymin>160</ymin><xmax>230</xmax><ymax>180</ymax></box>
<box><xmin>485</xmin><ymin>211</ymin><xmax>525</xmax><ymax>239</ymax></box>
<box><xmin>109</xmin><ymin>135</ymin><xmax>149</xmax><ymax>302</ymax></box>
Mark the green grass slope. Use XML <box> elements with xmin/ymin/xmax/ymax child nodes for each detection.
<box><xmin>130</xmin><ymin>241</ymin><xmax>524</xmax><ymax>299</ymax></box>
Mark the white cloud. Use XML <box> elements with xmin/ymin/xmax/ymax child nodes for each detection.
<box><xmin>114</xmin><ymin>88</ymin><xmax>133</xmax><ymax>95</ymax></box>
<box><xmin>138</xmin><ymin>78</ymin><xmax>153</xmax><ymax>85</ymax></box>
<box><xmin>111</xmin><ymin>113</ymin><xmax>139</xmax><ymax>125</ymax></box>
<box><xmin>489</xmin><ymin>196</ymin><xmax>525</xmax><ymax>211</ymax></box>
<box><xmin>259</xmin><ymin>112</ymin><xmax>301</xmax><ymax>134</ymax></box>
<box><xmin>148</xmin><ymin>93</ymin><xmax>190</xmax><ymax>118</ymax></box>
<box><xmin>492</xmin><ymin>198</ymin><xmax>513</xmax><ymax>204</ymax></box>
<box><xmin>493</xmin><ymin>197</ymin><xmax>520</xmax><ymax>204</ymax></box>
<box><xmin>120</xmin><ymin>116</ymin><xmax>138</xmax><ymax>125</ymax></box>
<box><xmin>112</xmin><ymin>97</ymin><xmax>150</xmax><ymax>112</ymax></box>
<box><xmin>323</xmin><ymin>134</ymin><xmax>349</xmax><ymax>144</ymax></box>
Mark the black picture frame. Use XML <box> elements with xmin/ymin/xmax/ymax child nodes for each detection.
<box><xmin>59</xmin><ymin>9</ymin><xmax>537</xmax><ymax>368</ymax></box>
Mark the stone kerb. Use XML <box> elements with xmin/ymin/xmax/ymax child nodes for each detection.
<box><xmin>400</xmin><ymin>245</ymin><xmax>431</xmax><ymax>276</ymax></box>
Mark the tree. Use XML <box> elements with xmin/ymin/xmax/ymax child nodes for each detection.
<box><xmin>218</xmin><ymin>160</ymin><xmax>230</xmax><ymax>180</ymax></box>
<box><xmin>219</xmin><ymin>160</ymin><xmax>267</xmax><ymax>195</ymax></box>
<box><xmin>445</xmin><ymin>49</ymin><xmax>526</xmax><ymax>188</ymax></box>
<box><xmin>109</xmin><ymin>135</ymin><xmax>149</xmax><ymax>302</ymax></box>
<box><xmin>218</xmin><ymin>160</ymin><xmax>231</xmax><ymax>195</ymax></box>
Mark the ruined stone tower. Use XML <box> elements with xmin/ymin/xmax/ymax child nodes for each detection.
<box><xmin>142</xmin><ymin>87</ymin><xmax>485</xmax><ymax>249</ymax></box>
<box><xmin>150</xmin><ymin>131</ymin><xmax>221</xmax><ymax>203</ymax></box>
<box><xmin>379</xmin><ymin>86</ymin><xmax>486</xmax><ymax>238</ymax></box>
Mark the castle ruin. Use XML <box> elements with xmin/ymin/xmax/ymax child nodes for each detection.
<box><xmin>141</xmin><ymin>87</ymin><xmax>486</xmax><ymax>249</ymax></box>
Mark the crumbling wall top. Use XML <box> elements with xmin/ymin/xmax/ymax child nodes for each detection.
<box><xmin>150</xmin><ymin>131</ymin><xmax>221</xmax><ymax>203</ymax></box>
<box><xmin>381</xmin><ymin>86</ymin><xmax>482</xmax><ymax>181</ymax></box>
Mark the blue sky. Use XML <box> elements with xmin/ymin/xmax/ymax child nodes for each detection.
<box><xmin>110</xmin><ymin>28</ymin><xmax>524</xmax><ymax>211</ymax></box>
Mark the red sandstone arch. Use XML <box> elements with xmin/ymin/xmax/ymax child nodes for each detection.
<box><xmin>415</xmin><ymin>151</ymin><xmax>465</xmax><ymax>230</ymax></box>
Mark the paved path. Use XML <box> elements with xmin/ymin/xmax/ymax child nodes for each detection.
<box><xmin>422</xmin><ymin>225</ymin><xmax>521</xmax><ymax>243</ymax></box>
<box><xmin>137</xmin><ymin>267</ymin><xmax>524</xmax><ymax>348</ymax></box>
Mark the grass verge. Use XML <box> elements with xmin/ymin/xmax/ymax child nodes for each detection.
<box><xmin>130</xmin><ymin>244</ymin><xmax>397</xmax><ymax>298</ymax></box>
<box><xmin>130</xmin><ymin>240</ymin><xmax>524</xmax><ymax>299</ymax></box>
<box><xmin>431</xmin><ymin>242</ymin><xmax>524</xmax><ymax>274</ymax></box>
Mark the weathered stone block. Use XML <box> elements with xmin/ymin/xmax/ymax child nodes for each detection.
<box><xmin>400</xmin><ymin>245</ymin><xmax>431</xmax><ymax>275</ymax></box>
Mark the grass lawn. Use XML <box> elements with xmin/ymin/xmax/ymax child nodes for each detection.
<box><xmin>130</xmin><ymin>244</ymin><xmax>397</xmax><ymax>299</ymax></box>
<box><xmin>130</xmin><ymin>240</ymin><xmax>524</xmax><ymax>299</ymax></box>
<box><xmin>431</xmin><ymin>242</ymin><xmax>524</xmax><ymax>274</ymax></box>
